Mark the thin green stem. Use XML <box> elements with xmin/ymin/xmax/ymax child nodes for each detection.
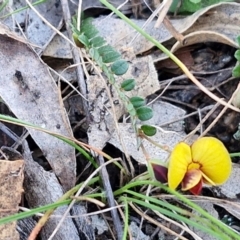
<box><xmin>122</xmin><ymin>198</ymin><xmax>129</xmax><ymax>240</ymax></box>
<box><xmin>230</xmin><ymin>152</ymin><xmax>240</xmax><ymax>157</ymax></box>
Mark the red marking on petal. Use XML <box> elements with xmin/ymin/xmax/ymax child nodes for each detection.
<box><xmin>182</xmin><ymin>169</ymin><xmax>202</xmax><ymax>191</ymax></box>
<box><xmin>152</xmin><ymin>164</ymin><xmax>168</xmax><ymax>183</ymax></box>
<box><xmin>189</xmin><ymin>178</ymin><xmax>203</xmax><ymax>195</ymax></box>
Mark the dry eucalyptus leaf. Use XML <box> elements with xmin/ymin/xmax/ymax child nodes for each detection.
<box><xmin>43</xmin><ymin>30</ymin><xmax>72</xmax><ymax>59</ymax></box>
<box><xmin>87</xmin><ymin>53</ymin><xmax>159</xmax><ymax>150</ymax></box>
<box><xmin>216</xmin><ymin>163</ymin><xmax>240</xmax><ymax>199</ymax></box>
<box><xmin>214</xmin><ymin>201</ymin><xmax>240</xmax><ymax>222</ymax></box>
<box><xmin>171</xmin><ymin>2</ymin><xmax>240</xmax><ymax>52</ymax></box>
<box><xmin>2</xmin><ymin>0</ymin><xmax>63</xmax><ymax>50</ymax></box>
<box><xmin>0</xmin><ymin>23</ymin><xmax>76</xmax><ymax>191</ymax></box>
<box><xmin>0</xmin><ymin>160</ymin><xmax>24</xmax><ymax>240</ymax></box>
<box><xmin>93</xmin><ymin>15</ymin><xmax>171</xmax><ymax>54</ymax></box>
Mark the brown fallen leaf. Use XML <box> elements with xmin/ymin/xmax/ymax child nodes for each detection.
<box><xmin>0</xmin><ymin>160</ymin><xmax>24</xmax><ymax>240</ymax></box>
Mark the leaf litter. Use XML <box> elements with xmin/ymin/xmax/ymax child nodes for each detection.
<box><xmin>0</xmin><ymin>1</ymin><xmax>240</xmax><ymax>239</ymax></box>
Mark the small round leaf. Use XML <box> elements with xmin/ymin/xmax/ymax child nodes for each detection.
<box><xmin>234</xmin><ymin>50</ymin><xmax>240</xmax><ymax>61</ymax></box>
<box><xmin>111</xmin><ymin>59</ymin><xmax>129</xmax><ymax>75</ymax></box>
<box><xmin>141</xmin><ymin>125</ymin><xmax>157</xmax><ymax>136</ymax></box>
<box><xmin>102</xmin><ymin>51</ymin><xmax>121</xmax><ymax>63</ymax></box>
<box><xmin>136</xmin><ymin>107</ymin><xmax>153</xmax><ymax>121</ymax></box>
<box><xmin>130</xmin><ymin>96</ymin><xmax>145</xmax><ymax>108</ymax></box>
<box><xmin>90</xmin><ymin>36</ymin><xmax>106</xmax><ymax>47</ymax></box>
<box><xmin>78</xmin><ymin>33</ymin><xmax>89</xmax><ymax>48</ymax></box>
<box><xmin>233</xmin><ymin>65</ymin><xmax>240</xmax><ymax>78</ymax></box>
<box><xmin>121</xmin><ymin>79</ymin><xmax>135</xmax><ymax>91</ymax></box>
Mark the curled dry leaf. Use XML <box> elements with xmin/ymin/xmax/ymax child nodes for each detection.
<box><xmin>172</xmin><ymin>2</ymin><xmax>240</xmax><ymax>52</ymax></box>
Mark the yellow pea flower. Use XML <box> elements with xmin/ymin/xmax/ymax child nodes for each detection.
<box><xmin>168</xmin><ymin>137</ymin><xmax>232</xmax><ymax>195</ymax></box>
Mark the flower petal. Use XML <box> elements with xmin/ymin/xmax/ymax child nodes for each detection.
<box><xmin>168</xmin><ymin>142</ymin><xmax>192</xmax><ymax>190</ymax></box>
<box><xmin>191</xmin><ymin>137</ymin><xmax>231</xmax><ymax>185</ymax></box>
<box><xmin>152</xmin><ymin>164</ymin><xmax>168</xmax><ymax>183</ymax></box>
<box><xmin>181</xmin><ymin>169</ymin><xmax>202</xmax><ymax>191</ymax></box>
<box><xmin>189</xmin><ymin>178</ymin><xmax>203</xmax><ymax>195</ymax></box>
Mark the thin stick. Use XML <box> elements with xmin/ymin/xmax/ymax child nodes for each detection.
<box><xmin>184</xmin><ymin>102</ymin><xmax>220</xmax><ymax>141</ymax></box>
<box><xmin>98</xmin><ymin>155</ymin><xmax>123</xmax><ymax>239</ymax></box>
<box><xmin>200</xmin><ymin>83</ymin><xmax>240</xmax><ymax>137</ymax></box>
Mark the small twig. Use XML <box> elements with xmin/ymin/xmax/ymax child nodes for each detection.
<box><xmin>60</xmin><ymin>0</ymin><xmax>90</xmax><ymax>124</ymax></box>
<box><xmin>154</xmin><ymin>0</ymin><xmax>172</xmax><ymax>28</ymax></box>
<box><xmin>70</xmin><ymin>196</ymin><xmax>105</xmax><ymax>207</ymax></box>
<box><xmin>197</xmin><ymin>108</ymin><xmax>203</xmax><ymax>135</ymax></box>
<box><xmin>158</xmin><ymin>105</ymin><xmax>214</xmax><ymax>128</ymax></box>
<box><xmin>163</xmin><ymin>16</ymin><xmax>184</xmax><ymax>43</ymax></box>
<box><xmin>130</xmin><ymin>203</ymin><xmax>189</xmax><ymax>240</ymax></box>
<box><xmin>200</xmin><ymin>83</ymin><xmax>240</xmax><ymax>137</ymax></box>
<box><xmin>184</xmin><ymin>102</ymin><xmax>220</xmax><ymax>141</ymax></box>
<box><xmin>139</xmin><ymin>131</ymin><xmax>171</xmax><ymax>153</ymax></box>
<box><xmin>160</xmin><ymin>96</ymin><xmax>197</xmax><ymax>110</ymax></box>
<box><xmin>98</xmin><ymin>155</ymin><xmax>123</xmax><ymax>240</ymax></box>
<box><xmin>0</xmin><ymin>122</ymin><xmax>19</xmax><ymax>142</ymax></box>
<box><xmin>129</xmin><ymin>0</ymin><xmax>165</xmax><ymax>46</ymax></box>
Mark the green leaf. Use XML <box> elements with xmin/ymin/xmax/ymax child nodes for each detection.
<box><xmin>234</xmin><ymin>50</ymin><xmax>240</xmax><ymax>61</ymax></box>
<box><xmin>102</xmin><ymin>51</ymin><xmax>121</xmax><ymax>63</ymax></box>
<box><xmin>141</xmin><ymin>125</ymin><xmax>157</xmax><ymax>136</ymax></box>
<box><xmin>81</xmin><ymin>18</ymin><xmax>98</xmax><ymax>39</ymax></box>
<box><xmin>98</xmin><ymin>45</ymin><xmax>121</xmax><ymax>63</ymax></box>
<box><xmin>121</xmin><ymin>79</ymin><xmax>135</xmax><ymax>91</ymax></box>
<box><xmin>111</xmin><ymin>59</ymin><xmax>129</xmax><ymax>75</ymax></box>
<box><xmin>233</xmin><ymin>64</ymin><xmax>240</xmax><ymax>78</ymax></box>
<box><xmin>98</xmin><ymin>45</ymin><xmax>115</xmax><ymax>54</ymax></box>
<box><xmin>90</xmin><ymin>36</ymin><xmax>106</xmax><ymax>47</ymax></box>
<box><xmin>89</xmin><ymin>48</ymin><xmax>101</xmax><ymax>62</ymax></box>
<box><xmin>169</xmin><ymin>0</ymin><xmax>228</xmax><ymax>14</ymax></box>
<box><xmin>136</xmin><ymin>107</ymin><xmax>153</xmax><ymax>121</ymax></box>
<box><xmin>78</xmin><ymin>33</ymin><xmax>89</xmax><ymax>47</ymax></box>
<box><xmin>130</xmin><ymin>96</ymin><xmax>145</xmax><ymax>108</ymax></box>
